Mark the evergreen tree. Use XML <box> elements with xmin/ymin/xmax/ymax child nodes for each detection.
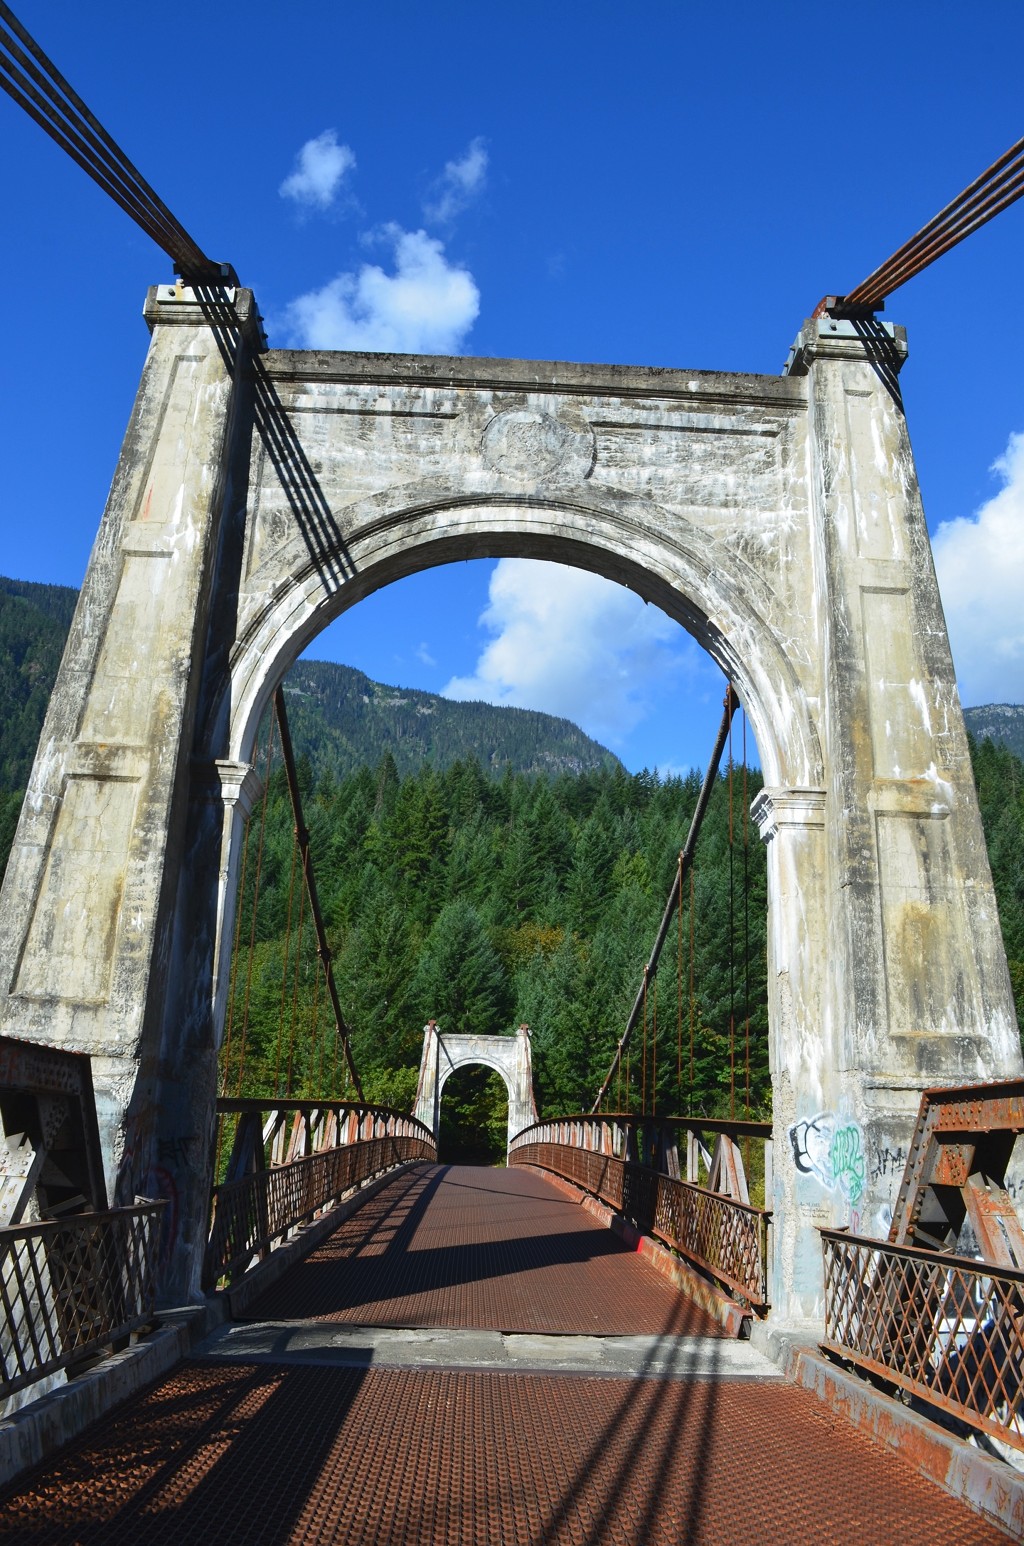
<box><xmin>410</xmin><ymin>899</ymin><xmax>512</xmax><ymax>1036</ymax></box>
<box><xmin>337</xmin><ymin>876</ymin><xmax>421</xmax><ymax>1069</ymax></box>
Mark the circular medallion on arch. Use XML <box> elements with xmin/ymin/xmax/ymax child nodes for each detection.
<box><xmin>481</xmin><ymin>409</ymin><xmax>596</xmax><ymax>485</ymax></box>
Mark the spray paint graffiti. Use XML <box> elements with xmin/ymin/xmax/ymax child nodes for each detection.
<box><xmin>788</xmin><ymin>1111</ymin><xmax>866</xmax><ymax>1207</ymax></box>
<box><xmin>871</xmin><ymin>1144</ymin><xmax>907</xmax><ymax>1183</ymax></box>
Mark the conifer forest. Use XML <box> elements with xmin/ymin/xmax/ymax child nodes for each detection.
<box><xmin>220</xmin><ymin>737</ymin><xmax>769</xmax><ymax>1162</ymax></box>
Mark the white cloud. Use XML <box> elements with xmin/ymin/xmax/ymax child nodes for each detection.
<box><xmin>424</xmin><ymin>137</ymin><xmax>488</xmax><ymax>224</ymax></box>
<box><xmin>416</xmin><ymin>642</ymin><xmax>437</xmax><ymax>667</ymax></box>
<box><xmin>280</xmin><ymin>226</ymin><xmax>480</xmax><ymax>353</ymax></box>
<box><xmin>933</xmin><ymin>432</ymin><xmax>1024</xmax><ymax>706</ymax></box>
<box><xmin>280</xmin><ymin>130</ymin><xmax>355</xmax><ymax>210</ymax></box>
<box><xmin>443</xmin><ymin>559</ymin><xmax>708</xmax><ymax>746</ymax></box>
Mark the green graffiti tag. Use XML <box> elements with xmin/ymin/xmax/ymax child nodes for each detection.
<box><xmin>829</xmin><ymin>1122</ymin><xmax>866</xmax><ymax>1206</ymax></box>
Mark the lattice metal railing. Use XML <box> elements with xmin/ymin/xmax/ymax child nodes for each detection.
<box><xmin>0</xmin><ymin>1204</ymin><xmax>165</xmax><ymax>1400</ymax></box>
<box><xmin>821</xmin><ymin>1229</ymin><xmax>1024</xmax><ymax>1451</ymax></box>
<box><xmin>511</xmin><ymin>1118</ymin><xmax>770</xmax><ymax>1308</ymax></box>
<box><xmin>205</xmin><ymin>1101</ymin><xmax>436</xmax><ymax>1286</ymax></box>
<box><xmin>653</xmin><ymin>1174</ymin><xmax>767</xmax><ymax>1305</ymax></box>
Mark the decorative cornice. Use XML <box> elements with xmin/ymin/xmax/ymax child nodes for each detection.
<box><xmin>191</xmin><ymin>759</ymin><xmax>263</xmax><ymax>819</ymax></box>
<box><xmin>751</xmin><ymin>787</ymin><xmax>827</xmax><ymax>842</ymax></box>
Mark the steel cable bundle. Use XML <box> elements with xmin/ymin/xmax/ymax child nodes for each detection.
<box><xmin>0</xmin><ymin>1</ymin><xmax>229</xmax><ymax>281</ymax></box>
<box><xmin>832</xmin><ymin>132</ymin><xmax>1024</xmax><ymax>312</ymax></box>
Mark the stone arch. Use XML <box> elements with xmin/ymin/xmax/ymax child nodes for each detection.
<box><xmin>2</xmin><ymin>290</ymin><xmax>1018</xmax><ymax>1317</ymax></box>
<box><xmin>414</xmin><ymin>1024</ymin><xmax>538</xmax><ymax>1154</ymax></box>
<box><xmin>210</xmin><ymin>479</ymin><xmax>824</xmax><ymax>793</ymax></box>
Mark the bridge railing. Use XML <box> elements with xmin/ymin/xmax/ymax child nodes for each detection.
<box><xmin>204</xmin><ymin>1099</ymin><xmax>436</xmax><ymax>1287</ymax></box>
<box><xmin>1</xmin><ymin>1203</ymin><xmax>165</xmax><ymax>1402</ymax></box>
<box><xmin>509</xmin><ymin>1114</ymin><xmax>772</xmax><ymax>1309</ymax></box>
<box><xmin>821</xmin><ymin>1228</ymin><xmax>1024</xmax><ymax>1454</ymax></box>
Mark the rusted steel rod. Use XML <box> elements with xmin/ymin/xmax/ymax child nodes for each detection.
<box><xmin>272</xmin><ymin>686</ymin><xmax>364</xmax><ymax>1101</ymax></box>
<box><xmin>825</xmin><ymin>132</ymin><xmax>1024</xmax><ymax>313</ymax></box>
<box><xmin>591</xmin><ymin>684</ymin><xmax>741</xmax><ymax>1113</ymax></box>
<box><xmin>0</xmin><ymin>2</ymin><xmax>232</xmax><ymax>283</ymax></box>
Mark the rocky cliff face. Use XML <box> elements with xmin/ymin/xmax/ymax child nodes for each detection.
<box><xmin>964</xmin><ymin>704</ymin><xmax>1024</xmax><ymax>760</ymax></box>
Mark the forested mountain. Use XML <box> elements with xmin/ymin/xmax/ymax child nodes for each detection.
<box><xmin>0</xmin><ymin>578</ymin><xmax>81</xmax><ymax>867</ymax></box>
<box><xmin>0</xmin><ymin>576</ymin><xmax>618</xmax><ymax>873</ymax></box>
<box><xmin>0</xmin><ymin>578</ymin><xmax>78</xmax><ymax>792</ymax></box>
<box><xmin>964</xmin><ymin>705</ymin><xmax>1024</xmax><ymax>762</ymax></box>
<box><xmin>969</xmin><ymin>735</ymin><xmax>1024</xmax><ymax>1029</ymax></box>
<box><xmin>281</xmin><ymin>659</ymin><xmax>619</xmax><ymax>781</ymax></box>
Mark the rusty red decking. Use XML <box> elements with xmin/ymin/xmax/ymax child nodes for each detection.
<box><xmin>240</xmin><ymin>1162</ymin><xmax>721</xmax><ymax>1336</ymax></box>
<box><xmin>0</xmin><ymin>1162</ymin><xmax>1014</xmax><ymax>1542</ymax></box>
<box><xmin>0</xmin><ymin>1358</ymin><xmax>1011</xmax><ymax>1544</ymax></box>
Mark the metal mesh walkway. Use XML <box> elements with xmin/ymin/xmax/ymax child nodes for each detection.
<box><xmin>0</xmin><ymin>1161</ymin><xmax>1014</xmax><ymax>1542</ymax></box>
<box><xmin>240</xmin><ymin>1163</ymin><xmax>722</xmax><ymax>1335</ymax></box>
<box><xmin>0</xmin><ymin>1359</ymin><xmax>1010</xmax><ymax>1544</ymax></box>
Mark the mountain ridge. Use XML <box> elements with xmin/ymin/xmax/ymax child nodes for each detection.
<box><xmin>0</xmin><ymin>576</ymin><xmax>621</xmax><ymax>793</ymax></box>
<box><xmin>963</xmin><ymin>704</ymin><xmax>1024</xmax><ymax>762</ymax></box>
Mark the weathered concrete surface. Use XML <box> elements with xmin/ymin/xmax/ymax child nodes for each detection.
<box><xmin>198</xmin><ymin>1321</ymin><xmax>782</xmax><ymax>1380</ymax></box>
<box><xmin>0</xmin><ymin>290</ymin><xmax>1019</xmax><ymax>1313</ymax></box>
<box><xmin>414</xmin><ymin>1021</ymin><xmax>537</xmax><ymax>1150</ymax></box>
<box><xmin>0</xmin><ymin>284</ymin><xmax>264</xmax><ymax>1296</ymax></box>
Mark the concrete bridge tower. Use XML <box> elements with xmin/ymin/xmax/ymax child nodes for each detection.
<box><xmin>414</xmin><ymin>1022</ymin><xmax>538</xmax><ymax>1154</ymax></box>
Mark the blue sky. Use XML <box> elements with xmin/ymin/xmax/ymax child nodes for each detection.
<box><xmin>2</xmin><ymin>1</ymin><xmax>1022</xmax><ymax>773</ymax></box>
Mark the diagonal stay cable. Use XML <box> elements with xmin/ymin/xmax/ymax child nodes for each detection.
<box><xmin>0</xmin><ymin>1</ymin><xmax>231</xmax><ymax>282</ymax></box>
<box><xmin>273</xmin><ymin>686</ymin><xmax>365</xmax><ymax>1102</ymax></box>
<box><xmin>819</xmin><ymin>131</ymin><xmax>1024</xmax><ymax>315</ymax></box>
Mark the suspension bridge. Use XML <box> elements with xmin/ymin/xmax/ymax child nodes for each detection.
<box><xmin>2</xmin><ymin>3</ymin><xmax>1024</xmax><ymax>1539</ymax></box>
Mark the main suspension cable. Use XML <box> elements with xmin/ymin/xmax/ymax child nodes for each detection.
<box><xmin>0</xmin><ymin>2</ymin><xmax>233</xmax><ymax>283</ymax></box>
<box><xmin>820</xmin><ymin>132</ymin><xmax>1024</xmax><ymax>315</ymax></box>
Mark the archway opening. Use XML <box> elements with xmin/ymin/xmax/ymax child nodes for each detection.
<box><xmin>439</xmin><ymin>1065</ymin><xmax>509</xmax><ymax>1164</ymax></box>
<box><xmin>217</xmin><ymin>556</ymin><xmax>773</xmax><ymax>1138</ymax></box>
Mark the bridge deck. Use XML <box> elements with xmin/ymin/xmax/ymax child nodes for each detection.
<box><xmin>0</xmin><ymin>1163</ymin><xmax>1013</xmax><ymax>1542</ymax></box>
<box><xmin>239</xmin><ymin>1163</ymin><xmax>721</xmax><ymax>1335</ymax></box>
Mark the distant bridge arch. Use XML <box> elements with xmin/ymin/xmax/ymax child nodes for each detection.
<box><xmin>414</xmin><ymin>1022</ymin><xmax>538</xmax><ymax>1155</ymax></box>
<box><xmin>0</xmin><ymin>285</ymin><xmax>1018</xmax><ymax>1314</ymax></box>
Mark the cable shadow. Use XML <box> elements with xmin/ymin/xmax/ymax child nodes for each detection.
<box><xmin>186</xmin><ymin>285</ymin><xmax>358</xmax><ymax>595</ymax></box>
<box><xmin>850</xmin><ymin>313</ymin><xmax>905</xmax><ymax>406</ymax></box>
<box><xmin>0</xmin><ymin>1360</ymin><xmax>372</xmax><ymax>1546</ymax></box>
<box><xmin>102</xmin><ymin>1363</ymin><xmax>367</xmax><ymax>1546</ymax></box>
<box><xmin>237</xmin><ymin>1163</ymin><xmax>449</xmax><ymax>1321</ymax></box>
<box><xmin>525</xmin><ymin>1297</ymin><xmax>725</xmax><ymax>1546</ymax></box>
<box><xmin>238</xmin><ymin>1164</ymin><xmax>714</xmax><ymax>1331</ymax></box>
<box><xmin>257</xmin><ymin>1225</ymin><xmax>664</xmax><ymax>1321</ymax></box>
<box><xmin>252</xmin><ymin>358</ymin><xmax>357</xmax><ymax>593</ymax></box>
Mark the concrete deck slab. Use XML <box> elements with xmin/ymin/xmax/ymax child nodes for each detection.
<box><xmin>198</xmin><ymin>1320</ymin><xmax>783</xmax><ymax>1380</ymax></box>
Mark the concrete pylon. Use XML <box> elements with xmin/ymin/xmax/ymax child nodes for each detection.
<box><xmin>414</xmin><ymin>1022</ymin><xmax>538</xmax><ymax>1153</ymax></box>
<box><xmin>0</xmin><ymin>284</ymin><xmax>265</xmax><ymax>1298</ymax></box>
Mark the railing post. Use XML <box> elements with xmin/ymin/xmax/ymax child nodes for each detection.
<box><xmin>687</xmin><ymin>1129</ymin><xmax>699</xmax><ymax>1184</ymax></box>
